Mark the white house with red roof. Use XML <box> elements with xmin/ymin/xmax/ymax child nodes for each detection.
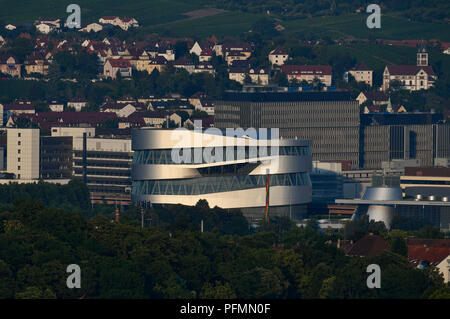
<box><xmin>281</xmin><ymin>65</ymin><xmax>332</xmax><ymax>86</ymax></box>
<box><xmin>268</xmin><ymin>47</ymin><xmax>289</xmax><ymax>66</ymax></box>
<box><xmin>382</xmin><ymin>46</ymin><xmax>437</xmax><ymax>91</ymax></box>
<box><xmin>103</xmin><ymin>58</ymin><xmax>132</xmax><ymax>79</ymax></box>
<box><xmin>199</xmin><ymin>49</ymin><xmax>213</xmax><ymax>62</ymax></box>
<box><xmin>347</xmin><ymin>62</ymin><xmax>373</xmax><ymax>86</ymax></box>
<box><xmin>99</xmin><ymin>16</ymin><xmax>138</xmax><ymax>30</ymax></box>
<box><xmin>0</xmin><ymin>55</ymin><xmax>21</xmax><ymax>78</ymax></box>
<box><xmin>67</xmin><ymin>98</ymin><xmax>88</xmax><ymax>112</ymax></box>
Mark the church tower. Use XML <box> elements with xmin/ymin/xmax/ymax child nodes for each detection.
<box><xmin>417</xmin><ymin>41</ymin><xmax>428</xmax><ymax>66</ymax></box>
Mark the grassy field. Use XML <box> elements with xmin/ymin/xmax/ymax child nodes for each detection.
<box><xmin>282</xmin><ymin>13</ymin><xmax>450</xmax><ymax>41</ymax></box>
<box><xmin>0</xmin><ymin>1</ymin><xmax>448</xmax><ymax>41</ymax></box>
<box><xmin>145</xmin><ymin>11</ymin><xmax>262</xmax><ymax>38</ymax></box>
<box><xmin>0</xmin><ymin>0</ymin><xmax>209</xmax><ymax>26</ymax></box>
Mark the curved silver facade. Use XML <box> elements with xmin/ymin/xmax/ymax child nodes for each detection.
<box><xmin>363</xmin><ymin>187</ymin><xmax>402</xmax><ymax>230</ymax></box>
<box><xmin>131</xmin><ymin>128</ymin><xmax>312</xmax><ymax>219</ymax></box>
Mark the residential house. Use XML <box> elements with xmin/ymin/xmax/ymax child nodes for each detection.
<box><xmin>67</xmin><ymin>98</ymin><xmax>88</xmax><ymax>112</ymax></box>
<box><xmin>248</xmin><ymin>67</ymin><xmax>269</xmax><ymax>85</ymax></box>
<box><xmin>127</xmin><ymin>111</ymin><xmax>180</xmax><ymax>128</ymax></box>
<box><xmin>189</xmin><ymin>41</ymin><xmax>214</xmax><ymax>56</ymax></box>
<box><xmin>146</xmin><ymin>56</ymin><xmax>167</xmax><ymax>74</ymax></box>
<box><xmin>80</xmin><ymin>23</ymin><xmax>104</xmax><ymax>33</ymax></box>
<box><xmin>0</xmin><ymin>55</ymin><xmax>21</xmax><ymax>78</ymax></box>
<box><xmin>281</xmin><ymin>65</ymin><xmax>332</xmax><ymax>86</ymax></box>
<box><xmin>5</xmin><ymin>24</ymin><xmax>17</xmax><ymax>31</ymax></box>
<box><xmin>104</xmin><ymin>58</ymin><xmax>132</xmax><ymax>79</ymax></box>
<box><xmin>268</xmin><ymin>47</ymin><xmax>289</xmax><ymax>66</ymax></box>
<box><xmin>48</xmin><ymin>100</ymin><xmax>64</xmax><ymax>112</ymax></box>
<box><xmin>356</xmin><ymin>91</ymin><xmax>390</xmax><ymax>106</ymax></box>
<box><xmin>382</xmin><ymin>47</ymin><xmax>437</xmax><ymax>91</ymax></box>
<box><xmin>345</xmin><ymin>233</ymin><xmax>391</xmax><ymax>258</ymax></box>
<box><xmin>199</xmin><ymin>49</ymin><xmax>213</xmax><ymax>62</ymax></box>
<box><xmin>407</xmin><ymin>238</ymin><xmax>450</xmax><ymax>283</ymax></box>
<box><xmin>35</xmin><ymin>18</ymin><xmax>61</xmax><ymax>28</ymax></box>
<box><xmin>225</xmin><ymin>51</ymin><xmax>249</xmax><ymax>66</ymax></box>
<box><xmin>18</xmin><ymin>112</ymin><xmax>117</xmax><ymax>130</ymax></box>
<box><xmin>347</xmin><ymin>63</ymin><xmax>373</xmax><ymax>86</ymax></box>
<box><xmin>35</xmin><ymin>23</ymin><xmax>56</xmax><ymax>34</ymax></box>
<box><xmin>193</xmin><ymin>62</ymin><xmax>215</xmax><ymax>75</ymax></box>
<box><xmin>98</xmin><ymin>16</ymin><xmax>138</xmax><ymax>31</ymax></box>
<box><xmin>222</xmin><ymin>42</ymin><xmax>252</xmax><ymax>59</ymax></box>
<box><xmin>101</xmin><ymin>102</ymin><xmax>137</xmax><ymax>118</ymax></box>
<box><xmin>194</xmin><ymin>99</ymin><xmax>215</xmax><ymax>116</ymax></box>
<box><xmin>174</xmin><ymin>57</ymin><xmax>195</xmax><ymax>74</ymax></box>
<box><xmin>24</xmin><ymin>53</ymin><xmax>49</xmax><ymax>76</ymax></box>
<box><xmin>2</xmin><ymin>102</ymin><xmax>35</xmax><ymax>125</ymax></box>
<box><xmin>442</xmin><ymin>43</ymin><xmax>450</xmax><ymax>55</ymax></box>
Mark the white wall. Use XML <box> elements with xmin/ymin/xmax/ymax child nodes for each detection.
<box><xmin>73</xmin><ymin>137</ymin><xmax>131</xmax><ymax>152</ymax></box>
<box><xmin>6</xmin><ymin>128</ymin><xmax>40</xmax><ymax>179</ymax></box>
<box><xmin>51</xmin><ymin>127</ymin><xmax>95</xmax><ymax>138</ymax></box>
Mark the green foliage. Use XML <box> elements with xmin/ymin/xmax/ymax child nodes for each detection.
<box><xmin>344</xmin><ymin>214</ymin><xmax>387</xmax><ymax>241</ymax></box>
<box><xmin>0</xmin><ymin>185</ymin><xmax>447</xmax><ymax>299</ymax></box>
<box><xmin>0</xmin><ymin>180</ymin><xmax>90</xmax><ymax>211</ymax></box>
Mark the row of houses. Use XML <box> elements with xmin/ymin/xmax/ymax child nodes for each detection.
<box><xmin>4</xmin><ymin>16</ymin><xmax>139</xmax><ymax>34</ymax></box>
<box><xmin>0</xmin><ymin>30</ymin><xmax>440</xmax><ymax>97</ymax></box>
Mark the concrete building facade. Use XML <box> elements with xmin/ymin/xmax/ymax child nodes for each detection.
<box><xmin>6</xmin><ymin>128</ymin><xmax>40</xmax><ymax>179</ymax></box>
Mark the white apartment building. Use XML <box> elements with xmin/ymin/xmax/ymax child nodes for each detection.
<box><xmin>7</xmin><ymin>128</ymin><xmax>40</xmax><ymax>180</ymax></box>
<box><xmin>50</xmin><ymin>127</ymin><xmax>95</xmax><ymax>138</ymax></box>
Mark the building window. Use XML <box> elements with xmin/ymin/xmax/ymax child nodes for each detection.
<box><xmin>18</xmin><ymin>132</ymin><xmax>21</xmax><ymax>137</ymax></box>
<box><xmin>18</xmin><ymin>141</ymin><xmax>21</xmax><ymax>146</ymax></box>
<box><xmin>18</xmin><ymin>158</ymin><xmax>20</xmax><ymax>162</ymax></box>
<box><xmin>18</xmin><ymin>166</ymin><xmax>21</xmax><ymax>170</ymax></box>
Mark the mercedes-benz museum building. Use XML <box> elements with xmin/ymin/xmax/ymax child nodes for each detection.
<box><xmin>131</xmin><ymin>128</ymin><xmax>312</xmax><ymax>220</ymax></box>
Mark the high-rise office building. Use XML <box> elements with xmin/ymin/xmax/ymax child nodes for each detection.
<box><xmin>215</xmin><ymin>91</ymin><xmax>361</xmax><ymax>168</ymax></box>
<box><xmin>72</xmin><ymin>136</ymin><xmax>133</xmax><ymax>205</ymax></box>
<box><xmin>6</xmin><ymin>128</ymin><xmax>40</xmax><ymax>179</ymax></box>
<box><xmin>40</xmin><ymin>136</ymin><xmax>73</xmax><ymax>179</ymax></box>
<box><xmin>361</xmin><ymin>114</ymin><xmax>450</xmax><ymax>169</ymax></box>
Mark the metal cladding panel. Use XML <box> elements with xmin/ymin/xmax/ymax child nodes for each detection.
<box><xmin>362</xmin><ymin>187</ymin><xmax>403</xmax><ymax>201</ymax></box>
<box><xmin>132</xmin><ymin>185</ymin><xmax>312</xmax><ymax>209</ymax></box>
<box><xmin>132</xmin><ymin>128</ymin><xmax>310</xmax><ymax>151</ymax></box>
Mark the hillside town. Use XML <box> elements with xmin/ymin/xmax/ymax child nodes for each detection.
<box><xmin>0</xmin><ymin>1</ymin><xmax>449</xmax><ymax>303</ymax></box>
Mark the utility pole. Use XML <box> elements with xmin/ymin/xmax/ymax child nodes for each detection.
<box><xmin>141</xmin><ymin>206</ymin><xmax>144</xmax><ymax>229</ymax></box>
<box><xmin>201</xmin><ymin>219</ymin><xmax>204</xmax><ymax>233</ymax></box>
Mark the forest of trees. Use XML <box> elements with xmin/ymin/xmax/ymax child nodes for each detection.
<box><xmin>0</xmin><ymin>182</ymin><xmax>448</xmax><ymax>299</ymax></box>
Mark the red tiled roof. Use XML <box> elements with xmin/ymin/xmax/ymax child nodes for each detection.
<box><xmin>4</xmin><ymin>103</ymin><xmax>34</xmax><ymax>111</ymax></box>
<box><xmin>174</xmin><ymin>57</ymin><xmax>194</xmax><ymax>66</ymax></box>
<box><xmin>22</xmin><ymin>112</ymin><xmax>117</xmax><ymax>130</ymax></box>
<box><xmin>270</xmin><ymin>47</ymin><xmax>288</xmax><ymax>55</ymax></box>
<box><xmin>362</xmin><ymin>91</ymin><xmax>389</xmax><ymax>102</ymax></box>
<box><xmin>281</xmin><ymin>65</ymin><xmax>332</xmax><ymax>76</ymax></box>
<box><xmin>386</xmin><ymin>65</ymin><xmax>436</xmax><ymax>76</ymax></box>
<box><xmin>407</xmin><ymin>238</ymin><xmax>450</xmax><ymax>267</ymax></box>
<box><xmin>200</xmin><ymin>49</ymin><xmax>213</xmax><ymax>56</ymax></box>
<box><xmin>107</xmin><ymin>58</ymin><xmax>131</xmax><ymax>68</ymax></box>
<box><xmin>101</xmin><ymin>16</ymin><xmax>118</xmax><ymax>20</ymax></box>
<box><xmin>352</xmin><ymin>62</ymin><xmax>372</xmax><ymax>71</ymax></box>
<box><xmin>346</xmin><ymin>234</ymin><xmax>391</xmax><ymax>258</ymax></box>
